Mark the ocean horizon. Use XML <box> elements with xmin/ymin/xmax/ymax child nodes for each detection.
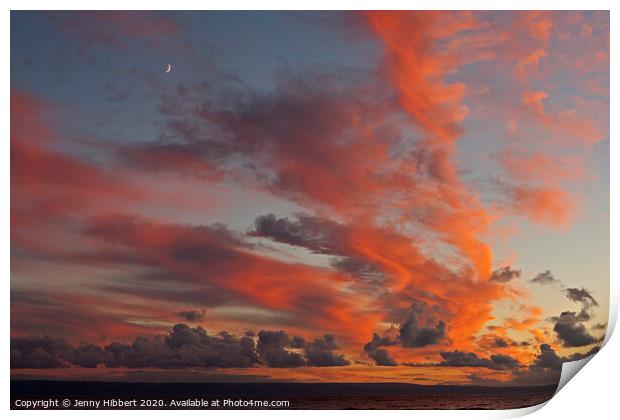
<box><xmin>11</xmin><ymin>380</ymin><xmax>557</xmax><ymax>410</ymax></box>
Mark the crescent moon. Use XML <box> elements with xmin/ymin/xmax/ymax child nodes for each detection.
<box><xmin>165</xmin><ymin>63</ymin><xmax>172</xmax><ymax>73</ymax></box>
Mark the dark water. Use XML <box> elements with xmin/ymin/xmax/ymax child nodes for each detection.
<box><xmin>285</xmin><ymin>394</ymin><xmax>552</xmax><ymax>409</ymax></box>
<box><xmin>11</xmin><ymin>380</ymin><xmax>556</xmax><ymax>410</ymax></box>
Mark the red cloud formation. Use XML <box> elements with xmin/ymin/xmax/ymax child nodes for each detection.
<box><xmin>521</xmin><ymin>90</ymin><xmax>603</xmax><ymax>145</ymax></box>
<box><xmin>11</xmin><ymin>90</ymin><xmax>144</xmax><ymax>253</ymax></box>
<box><xmin>523</xmin><ymin>12</ymin><xmax>554</xmax><ymax>44</ymax></box>
<box><xmin>364</xmin><ymin>11</ymin><xmax>495</xmax><ymax>278</ymax></box>
<box><xmin>495</xmin><ymin>151</ymin><xmax>586</xmax><ymax>184</ymax></box>
<box><xmin>515</xmin><ymin>49</ymin><xmax>547</xmax><ymax>81</ymax></box>
<box><xmin>364</xmin><ymin>11</ymin><xmax>476</xmax><ymax>145</ymax></box>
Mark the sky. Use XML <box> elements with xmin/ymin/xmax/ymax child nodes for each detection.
<box><xmin>10</xmin><ymin>11</ymin><xmax>609</xmax><ymax>386</ymax></box>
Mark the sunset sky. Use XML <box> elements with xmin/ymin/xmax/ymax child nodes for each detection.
<box><xmin>11</xmin><ymin>11</ymin><xmax>609</xmax><ymax>386</ymax></box>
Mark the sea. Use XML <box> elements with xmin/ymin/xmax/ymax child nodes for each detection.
<box><xmin>11</xmin><ymin>380</ymin><xmax>557</xmax><ymax>410</ymax></box>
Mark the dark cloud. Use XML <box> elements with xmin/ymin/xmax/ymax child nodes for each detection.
<box><xmin>563</xmin><ymin>287</ymin><xmax>598</xmax><ymax>321</ymax></box>
<box><xmin>175</xmin><ymin>309</ymin><xmax>206</xmax><ymax>322</ymax></box>
<box><xmin>304</xmin><ymin>335</ymin><xmax>350</xmax><ymax>367</ymax></box>
<box><xmin>530</xmin><ymin>343</ymin><xmax>600</xmax><ymax>372</ymax></box>
<box><xmin>12</xmin><ymin>324</ymin><xmax>349</xmax><ymax>369</ymax></box>
<box><xmin>11</xmin><ymin>335</ymin><xmax>73</xmax><ymax>369</ymax></box>
<box><xmin>369</xmin><ymin>348</ymin><xmax>397</xmax><ymax>366</ymax></box>
<box><xmin>289</xmin><ymin>336</ymin><xmax>305</xmax><ymax>349</ymax></box>
<box><xmin>362</xmin><ymin>300</ymin><xmax>446</xmax><ymax>364</ymax></box>
<box><xmin>102</xmin><ymin>283</ymin><xmax>234</xmax><ymax>308</ymax></box>
<box><xmin>508</xmin><ymin>344</ymin><xmax>566</xmax><ymax>386</ymax></box>
<box><xmin>250</xmin><ymin>213</ymin><xmax>345</xmax><ymax>255</ymax></box>
<box><xmin>332</xmin><ymin>257</ymin><xmax>387</xmax><ymax>289</ymax></box>
<box><xmin>104</xmin><ymin>324</ymin><xmax>258</xmax><ymax>368</ymax></box>
<box><xmin>493</xmin><ymin>337</ymin><xmax>509</xmax><ymax>348</ymax></box>
<box><xmin>256</xmin><ymin>331</ymin><xmax>349</xmax><ymax>368</ymax></box>
<box><xmin>439</xmin><ymin>351</ymin><xmax>520</xmax><ymax>370</ymax></box>
<box><xmin>489</xmin><ymin>354</ymin><xmax>521</xmax><ymax>369</ymax></box>
<box><xmin>532</xmin><ymin>344</ymin><xmax>563</xmax><ymax>370</ymax></box>
<box><xmin>542</xmin><ymin>284</ymin><xmax>602</xmax><ymax>348</ymax></box>
<box><xmin>399</xmin><ymin>301</ymin><xmax>446</xmax><ymax>348</ymax></box>
<box><xmin>491</xmin><ymin>337</ymin><xmax>530</xmax><ymax>348</ymax></box>
<box><xmin>69</xmin><ymin>344</ymin><xmax>107</xmax><ymax>368</ymax></box>
<box><xmin>322</xmin><ymin>334</ymin><xmax>338</xmax><ymax>349</ymax></box>
<box><xmin>564</xmin><ymin>287</ymin><xmax>598</xmax><ymax>306</ymax></box>
<box><xmin>552</xmin><ymin>311</ymin><xmax>599</xmax><ymax>347</ymax></box>
<box><xmin>364</xmin><ymin>332</ymin><xmax>398</xmax><ymax>351</ymax></box>
<box><xmin>489</xmin><ymin>266</ymin><xmax>521</xmax><ymax>283</ymax></box>
<box><xmin>250</xmin><ymin>213</ymin><xmax>398</xmax><ymax>293</ymax></box>
<box><xmin>529</xmin><ymin>270</ymin><xmax>563</xmax><ymax>286</ymax></box>
<box><xmin>466</xmin><ymin>373</ymin><xmax>505</xmax><ymax>386</ymax></box>
<box><xmin>566</xmin><ymin>346</ymin><xmax>600</xmax><ymax>361</ymax></box>
<box><xmin>255</xmin><ymin>330</ymin><xmax>305</xmax><ymax>368</ymax></box>
<box><xmin>363</xmin><ymin>334</ymin><xmax>398</xmax><ymax>366</ymax></box>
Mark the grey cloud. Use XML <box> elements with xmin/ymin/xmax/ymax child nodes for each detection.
<box><xmin>491</xmin><ymin>337</ymin><xmax>530</xmax><ymax>348</ymax></box>
<box><xmin>532</xmin><ymin>344</ymin><xmax>563</xmax><ymax>369</ymax></box>
<box><xmin>364</xmin><ymin>332</ymin><xmax>398</xmax><ymax>351</ymax></box>
<box><xmin>489</xmin><ymin>266</ymin><xmax>521</xmax><ymax>283</ymax></box>
<box><xmin>256</xmin><ymin>330</ymin><xmax>305</xmax><ymax>368</ymax></box>
<box><xmin>531</xmin><ymin>343</ymin><xmax>599</xmax><ymax>371</ymax></box>
<box><xmin>249</xmin><ymin>213</ymin><xmax>345</xmax><ymax>255</ymax></box>
<box><xmin>368</xmin><ymin>348</ymin><xmax>397</xmax><ymax>366</ymax></box>
<box><xmin>529</xmin><ymin>270</ymin><xmax>563</xmax><ymax>286</ymax></box>
<box><xmin>69</xmin><ymin>344</ymin><xmax>106</xmax><ymax>368</ymax></box>
<box><xmin>11</xmin><ymin>335</ymin><xmax>73</xmax><ymax>369</ymax></box>
<box><xmin>565</xmin><ymin>346</ymin><xmax>600</xmax><ymax>361</ymax></box>
<box><xmin>549</xmin><ymin>286</ymin><xmax>601</xmax><ymax>348</ymax></box>
<box><xmin>508</xmin><ymin>344</ymin><xmax>565</xmax><ymax>386</ymax></box>
<box><xmin>439</xmin><ymin>351</ymin><xmax>520</xmax><ymax>370</ymax></box>
<box><xmin>256</xmin><ymin>331</ymin><xmax>349</xmax><ymax>368</ymax></box>
<box><xmin>493</xmin><ymin>338</ymin><xmax>509</xmax><ymax>348</ymax></box>
<box><xmin>563</xmin><ymin>287</ymin><xmax>598</xmax><ymax>321</ymax></box>
<box><xmin>12</xmin><ymin>324</ymin><xmax>351</xmax><ymax>370</ymax></box>
<box><xmin>552</xmin><ymin>311</ymin><xmax>599</xmax><ymax>347</ymax></box>
<box><xmin>175</xmin><ymin>309</ymin><xmax>206</xmax><ymax>322</ymax></box>
<box><xmin>250</xmin><ymin>214</ymin><xmax>390</xmax><ymax>290</ymax></box>
<box><xmin>363</xmin><ymin>334</ymin><xmax>398</xmax><ymax>366</ymax></box>
<box><xmin>304</xmin><ymin>335</ymin><xmax>350</xmax><ymax>367</ymax></box>
<box><xmin>528</xmin><ymin>272</ymin><xmax>602</xmax><ymax>347</ymax></box>
<box><xmin>289</xmin><ymin>336</ymin><xmax>306</xmax><ymax>349</ymax></box>
<box><xmin>333</xmin><ymin>257</ymin><xmax>387</xmax><ymax>289</ymax></box>
<box><xmin>362</xmin><ymin>300</ymin><xmax>446</xmax><ymax>364</ymax></box>
<box><xmin>564</xmin><ymin>287</ymin><xmax>598</xmax><ymax>307</ymax></box>
<box><xmin>399</xmin><ymin>301</ymin><xmax>446</xmax><ymax>348</ymax></box>
<box><xmin>104</xmin><ymin>324</ymin><xmax>258</xmax><ymax>368</ymax></box>
<box><xmin>500</xmin><ymin>343</ymin><xmax>599</xmax><ymax>386</ymax></box>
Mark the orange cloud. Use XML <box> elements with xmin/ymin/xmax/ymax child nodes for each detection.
<box><xmin>364</xmin><ymin>11</ymin><xmax>497</xmax><ymax>279</ymax></box>
<box><xmin>515</xmin><ymin>49</ymin><xmax>547</xmax><ymax>81</ymax></box>
<box><xmin>507</xmin><ymin>187</ymin><xmax>577</xmax><ymax>228</ymax></box>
